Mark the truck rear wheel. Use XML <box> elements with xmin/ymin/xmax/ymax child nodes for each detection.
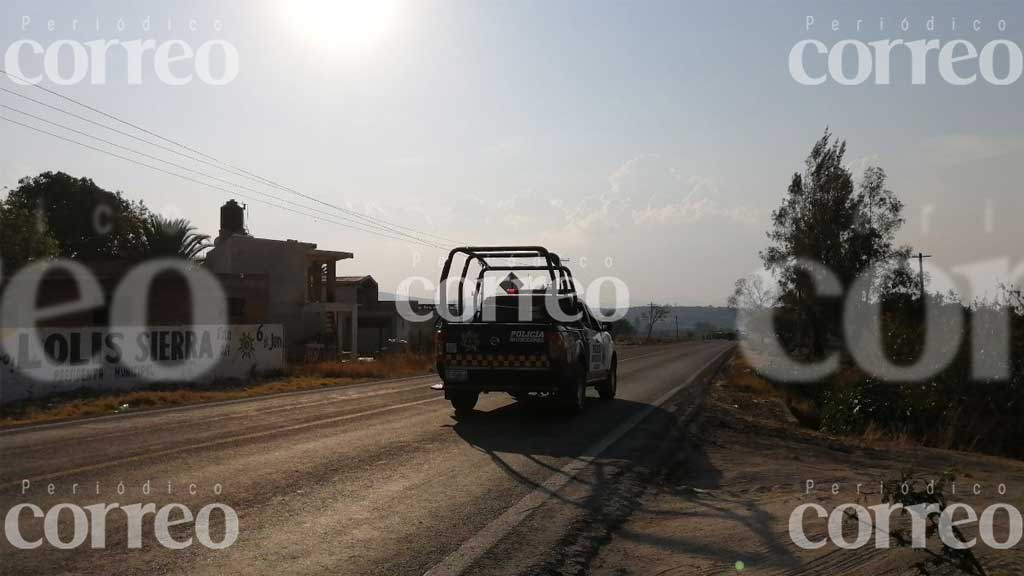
<box><xmin>597</xmin><ymin>358</ymin><xmax>617</xmax><ymax>401</ymax></box>
<box><xmin>450</xmin><ymin>391</ymin><xmax>479</xmax><ymax>416</ymax></box>
<box><xmin>559</xmin><ymin>366</ymin><xmax>586</xmax><ymax>414</ymax></box>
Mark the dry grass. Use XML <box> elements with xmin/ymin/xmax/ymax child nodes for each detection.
<box><xmin>723</xmin><ymin>360</ymin><xmax>776</xmax><ymax>395</ymax></box>
<box><xmin>855</xmin><ymin>406</ymin><xmax>985</xmax><ymax>453</ymax></box>
<box><xmin>720</xmin><ymin>353</ymin><xmax>821</xmax><ymax>429</ymax></box>
<box><xmin>723</xmin><ymin>352</ymin><xmax>929</xmax><ymax>450</ymax></box>
<box><xmin>292</xmin><ymin>353</ymin><xmax>434</xmax><ymax>380</ymax></box>
<box><xmin>859</xmin><ymin>421</ymin><xmax>918</xmax><ymax>449</ymax></box>
<box><xmin>783</xmin><ymin>395</ymin><xmax>820</xmax><ymax>427</ymax></box>
<box><xmin>0</xmin><ymin>353</ymin><xmax>435</xmax><ymax>429</ymax></box>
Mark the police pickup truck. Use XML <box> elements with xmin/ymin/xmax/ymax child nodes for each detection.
<box><xmin>434</xmin><ymin>246</ymin><xmax>616</xmax><ymax>416</ymax></box>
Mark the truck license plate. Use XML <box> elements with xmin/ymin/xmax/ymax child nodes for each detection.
<box><xmin>446</xmin><ymin>368</ymin><xmax>469</xmax><ymax>382</ymax></box>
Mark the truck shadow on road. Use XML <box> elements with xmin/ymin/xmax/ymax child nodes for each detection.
<box><xmin>447</xmin><ymin>396</ymin><xmax>667</xmax><ymax>459</ymax></box>
<box><xmin>444</xmin><ymin>395</ymin><xmax>800</xmax><ymax>571</ymax></box>
<box><xmin>444</xmin><ymin>395</ymin><xmax>709</xmax><ymax>508</ymax></box>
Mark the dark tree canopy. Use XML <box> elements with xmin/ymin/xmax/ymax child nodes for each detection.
<box><xmin>760</xmin><ymin>130</ymin><xmax>910</xmax><ymax>355</ymax></box>
<box><xmin>0</xmin><ymin>202</ymin><xmax>59</xmax><ymax>274</ymax></box>
<box><xmin>4</xmin><ymin>171</ymin><xmax>150</xmax><ymax>261</ymax></box>
<box><xmin>1</xmin><ymin>172</ymin><xmax>214</xmax><ymax>276</ymax></box>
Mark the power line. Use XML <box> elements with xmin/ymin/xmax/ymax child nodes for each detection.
<box><xmin>0</xmin><ymin>68</ymin><xmax>466</xmax><ymax>246</ymax></box>
<box><xmin>0</xmin><ymin>68</ymin><xmax>218</xmax><ymax>162</ymax></box>
<box><xmin>1</xmin><ymin>114</ymin><xmax>447</xmax><ymax>250</ymax></box>
<box><xmin>0</xmin><ymin>113</ymin><xmax>442</xmax><ymax>249</ymax></box>
<box><xmin>1</xmin><ymin>109</ymin><xmax>446</xmax><ymax>249</ymax></box>
<box><xmin>0</xmin><ymin>87</ymin><xmax>230</xmax><ymax>177</ymax></box>
<box><xmin>0</xmin><ymin>101</ymin><xmax>449</xmax><ymax>248</ymax></box>
<box><xmin>0</xmin><ymin>85</ymin><xmax>450</xmax><ymax>246</ymax></box>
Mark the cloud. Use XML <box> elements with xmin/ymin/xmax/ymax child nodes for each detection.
<box><xmin>564</xmin><ymin>154</ymin><xmax>757</xmax><ymax>233</ymax></box>
<box><xmin>845</xmin><ymin>153</ymin><xmax>881</xmax><ymax>180</ymax></box>
<box><xmin>491</xmin><ymin>187</ymin><xmax>564</xmax><ymax>230</ymax></box>
<box><xmin>338</xmin><ymin>154</ymin><xmax>757</xmax><ymax>249</ymax></box>
<box><xmin>632</xmin><ymin>175</ymin><xmax>757</xmax><ymax>225</ymax></box>
<box><xmin>921</xmin><ymin>134</ymin><xmax>1024</xmax><ymax>166</ymax></box>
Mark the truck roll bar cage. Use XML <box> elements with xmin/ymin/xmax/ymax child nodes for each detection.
<box><xmin>438</xmin><ymin>246</ymin><xmax>579</xmax><ymax>319</ymax></box>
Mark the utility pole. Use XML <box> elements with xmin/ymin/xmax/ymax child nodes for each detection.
<box><xmin>916</xmin><ymin>251</ymin><xmax>932</xmax><ymax>303</ymax></box>
<box><xmin>674</xmin><ymin>315</ymin><xmax>679</xmax><ymax>341</ymax></box>
<box><xmin>646</xmin><ymin>302</ymin><xmax>655</xmax><ymax>343</ymax></box>
<box><xmin>0</xmin><ymin>186</ymin><xmax>7</xmax><ymax>288</ymax></box>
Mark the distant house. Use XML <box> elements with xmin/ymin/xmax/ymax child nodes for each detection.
<box><xmin>204</xmin><ymin>200</ymin><xmax>436</xmax><ymax>361</ymax></box>
<box><xmin>335</xmin><ymin>275</ymin><xmax>436</xmax><ymax>355</ymax></box>
<box><xmin>28</xmin><ymin>200</ymin><xmax>436</xmax><ymax>362</ymax></box>
<box><xmin>13</xmin><ymin>200</ymin><xmax>437</xmax><ymax>363</ymax></box>
<box><xmin>204</xmin><ymin>200</ymin><xmax>358</xmax><ymax>360</ymax></box>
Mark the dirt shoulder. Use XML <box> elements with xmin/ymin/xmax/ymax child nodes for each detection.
<box><xmin>0</xmin><ymin>353</ymin><xmax>434</xmax><ymax>428</ymax></box>
<box><xmin>588</xmin><ymin>355</ymin><xmax>1024</xmax><ymax>576</ymax></box>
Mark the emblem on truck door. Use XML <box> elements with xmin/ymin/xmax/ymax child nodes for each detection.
<box><xmin>460</xmin><ymin>330</ymin><xmax>479</xmax><ymax>352</ymax></box>
<box><xmin>490</xmin><ymin>336</ymin><xmax>501</xmax><ymax>346</ymax></box>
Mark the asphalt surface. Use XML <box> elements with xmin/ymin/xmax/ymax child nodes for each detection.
<box><xmin>0</xmin><ymin>341</ymin><xmax>733</xmax><ymax>576</ymax></box>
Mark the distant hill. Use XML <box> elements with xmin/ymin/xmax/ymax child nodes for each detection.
<box><xmin>620</xmin><ymin>306</ymin><xmax>736</xmax><ymax>337</ymax></box>
<box><xmin>379</xmin><ymin>292</ymin><xmax>737</xmax><ymax>335</ymax></box>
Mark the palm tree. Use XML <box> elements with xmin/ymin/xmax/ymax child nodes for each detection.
<box><xmin>142</xmin><ymin>216</ymin><xmax>212</xmax><ymax>260</ymax></box>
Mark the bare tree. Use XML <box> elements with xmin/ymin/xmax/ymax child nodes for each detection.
<box><xmin>727</xmin><ymin>275</ymin><xmax>777</xmax><ymax>310</ymax></box>
<box><xmin>641</xmin><ymin>303</ymin><xmax>672</xmax><ymax>342</ymax></box>
<box><xmin>728</xmin><ymin>275</ymin><xmax>779</xmax><ymax>343</ymax></box>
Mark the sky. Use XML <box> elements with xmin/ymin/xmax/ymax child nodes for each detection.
<box><xmin>1</xmin><ymin>0</ymin><xmax>1022</xmax><ymax>306</ymax></box>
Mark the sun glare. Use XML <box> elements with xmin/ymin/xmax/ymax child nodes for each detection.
<box><xmin>282</xmin><ymin>0</ymin><xmax>401</xmax><ymax>56</ymax></box>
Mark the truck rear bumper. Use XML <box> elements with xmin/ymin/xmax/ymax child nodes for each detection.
<box><xmin>440</xmin><ymin>367</ymin><xmax>561</xmax><ymax>393</ymax></box>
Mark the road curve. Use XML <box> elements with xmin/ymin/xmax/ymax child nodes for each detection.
<box><xmin>0</xmin><ymin>341</ymin><xmax>732</xmax><ymax>575</ymax></box>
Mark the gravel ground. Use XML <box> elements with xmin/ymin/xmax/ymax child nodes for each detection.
<box><xmin>586</xmin><ymin>357</ymin><xmax>1024</xmax><ymax>576</ymax></box>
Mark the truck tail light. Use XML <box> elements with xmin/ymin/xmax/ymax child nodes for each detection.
<box><xmin>434</xmin><ymin>331</ymin><xmax>445</xmax><ymax>363</ymax></box>
<box><xmin>546</xmin><ymin>329</ymin><xmax>564</xmax><ymax>362</ymax></box>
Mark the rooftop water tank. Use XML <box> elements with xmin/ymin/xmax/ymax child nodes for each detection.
<box><xmin>219</xmin><ymin>200</ymin><xmax>247</xmax><ymax>237</ymax></box>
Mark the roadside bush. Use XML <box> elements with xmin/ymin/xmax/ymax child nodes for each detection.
<box><xmin>817</xmin><ymin>299</ymin><xmax>1023</xmax><ymax>458</ymax></box>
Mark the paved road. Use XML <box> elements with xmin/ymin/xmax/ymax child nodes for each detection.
<box><xmin>0</xmin><ymin>341</ymin><xmax>732</xmax><ymax>575</ymax></box>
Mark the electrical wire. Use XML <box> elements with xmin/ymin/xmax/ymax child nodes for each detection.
<box><xmin>0</xmin><ymin>67</ymin><xmax>466</xmax><ymax>246</ymax></box>
<box><xmin>1</xmin><ymin>113</ymin><xmax>448</xmax><ymax>250</ymax></box>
